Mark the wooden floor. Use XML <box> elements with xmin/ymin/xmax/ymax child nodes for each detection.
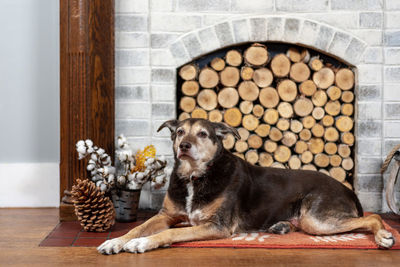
<box><xmin>1</xmin><ymin>209</ymin><xmax>400</xmax><ymax>267</ymax></box>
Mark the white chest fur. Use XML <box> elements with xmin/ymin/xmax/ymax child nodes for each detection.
<box><xmin>185</xmin><ymin>182</ymin><xmax>205</xmax><ymax>225</ymax></box>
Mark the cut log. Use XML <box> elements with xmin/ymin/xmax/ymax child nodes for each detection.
<box><xmin>308</xmin><ymin>56</ymin><xmax>323</xmax><ymax>71</ymax></box>
<box><xmin>222</xmin><ymin>133</ymin><xmax>235</xmax><ymax>149</ymax></box>
<box><xmin>314</xmin><ymin>153</ymin><xmax>330</xmax><ymax>168</ymax></box>
<box><xmin>180</xmin><ymin>96</ymin><xmax>196</xmax><ymax>113</ymax></box>
<box><xmin>263</xmin><ymin>108</ymin><xmax>279</xmax><ymax>124</ymax></box>
<box><xmin>290</xmin><ymin>119</ymin><xmax>303</xmax><ymax>133</ymax></box>
<box><xmin>271</xmin><ymin>162</ymin><xmax>286</xmax><ymax>169</ymax></box>
<box><xmin>218</xmin><ymin>87</ymin><xmax>239</xmax><ymax>108</ymax></box>
<box><xmin>302</xmin><ymin>164</ymin><xmax>317</xmax><ymax>171</ymax></box>
<box><xmin>324</xmin><ymin>127</ymin><xmax>339</xmax><ymax>142</ymax></box>
<box><xmin>277</xmin><ymin>102</ymin><xmax>294</xmax><ymax>118</ymax></box>
<box><xmin>244</xmin><ymin>44</ymin><xmax>269</xmax><ymax>66</ymax></box>
<box><xmin>259</xmin><ymin>87</ymin><xmax>279</xmax><ymax>108</ymax></box>
<box><xmin>313</xmin><ymin>67</ymin><xmax>335</xmax><ymax>89</ymax></box>
<box><xmin>287</xmin><ymin>47</ymin><xmax>309</xmax><ymax>63</ymax></box>
<box><xmin>248</xmin><ymin>134</ymin><xmax>263</xmax><ymax>149</ymax></box>
<box><xmin>253</xmin><ymin>68</ymin><xmax>273</xmax><ymax>87</ymax></box>
<box><xmin>338</xmin><ymin>144</ymin><xmax>351</xmax><ymax>158</ymax></box>
<box><xmin>237</xmin><ymin>128</ymin><xmax>250</xmax><ymax>141</ymax></box>
<box><xmin>179</xmin><ymin>112</ymin><xmax>191</xmax><ymax>121</ymax></box>
<box><xmin>302</xmin><ymin>116</ymin><xmax>316</xmax><ymax>129</ymax></box>
<box><xmin>312</xmin><ymin>90</ymin><xmax>328</xmax><ymax>107</ymax></box>
<box><xmin>301</xmin><ymin>151</ymin><xmax>313</xmax><ymax>164</ymax></box>
<box><xmin>224</xmin><ymin>107</ymin><xmax>242</xmax><ymax>127</ymax></box>
<box><xmin>311</xmin><ymin>123</ymin><xmax>325</xmax><ymax>138</ymax></box>
<box><xmin>209</xmin><ymin>110</ymin><xmax>223</xmax><ymax>122</ymax></box>
<box><xmin>239</xmin><ymin>100</ymin><xmax>253</xmax><ymax>114</ymax></box>
<box><xmin>197</xmin><ymin>89</ymin><xmax>218</xmax><ymax>111</ymax></box>
<box><xmin>282</xmin><ymin>131</ymin><xmax>297</xmax><ymax>147</ymax></box>
<box><xmin>335</xmin><ymin>68</ymin><xmax>354</xmax><ymax>90</ymax></box>
<box><xmin>274</xmin><ymin>145</ymin><xmax>291</xmax><ymax>163</ymax></box>
<box><xmin>179</xmin><ymin>64</ymin><xmax>197</xmax><ymax>80</ymax></box>
<box><xmin>191</xmin><ymin>107</ymin><xmax>208</xmax><ymax>119</ymax></box>
<box><xmin>241</xmin><ymin>66</ymin><xmax>254</xmax><ymax>80</ymax></box>
<box><xmin>341</xmin><ymin>132</ymin><xmax>355</xmax><ymax>146</ymax></box>
<box><xmin>252</xmin><ymin>104</ymin><xmax>264</xmax><ymax>118</ymax></box>
<box><xmin>220</xmin><ymin>66</ymin><xmax>240</xmax><ymax>87</ymax></box>
<box><xmin>270</xmin><ymin>54</ymin><xmax>291</xmax><ymax>77</ymax></box>
<box><xmin>294</xmin><ymin>98</ymin><xmax>313</xmax><ymax>117</ymax></box>
<box><xmin>264</xmin><ymin>140</ymin><xmax>278</xmax><ymax>153</ymax></box>
<box><xmin>277</xmin><ymin>118</ymin><xmax>290</xmax><ymax>131</ymax></box>
<box><xmin>341</xmin><ymin>103</ymin><xmax>354</xmax><ymax>116</ymax></box>
<box><xmin>299</xmin><ymin>80</ymin><xmax>317</xmax><ymax>96</ymax></box>
<box><xmin>277</xmin><ymin>79</ymin><xmax>298</xmax><ymax>102</ymax></box>
<box><xmin>327</xmin><ymin>86</ymin><xmax>342</xmax><ymax>101</ymax></box>
<box><xmin>308</xmin><ymin>138</ymin><xmax>324</xmax><ymax>154</ymax></box>
<box><xmin>295</xmin><ymin>140</ymin><xmax>308</xmax><ymax>154</ymax></box>
<box><xmin>299</xmin><ymin>128</ymin><xmax>312</xmax><ymax>141</ymax></box>
<box><xmin>245</xmin><ymin>150</ymin><xmax>259</xmax><ymax>165</ymax></box>
<box><xmin>290</xmin><ymin>62</ymin><xmax>311</xmax><ymax>82</ymax></box>
<box><xmin>210</xmin><ymin>57</ymin><xmax>225</xmax><ymax>71</ymax></box>
<box><xmin>182</xmin><ymin>80</ymin><xmax>199</xmax><ymax>96</ymax></box>
<box><xmin>324</xmin><ymin>142</ymin><xmax>338</xmax><ymax>155</ymax></box>
<box><xmin>242</xmin><ymin>114</ymin><xmax>259</xmax><ymax>131</ymax></box>
<box><xmin>322</xmin><ymin>115</ymin><xmax>334</xmax><ymax>127</ymax></box>
<box><xmin>330</xmin><ymin>155</ymin><xmax>342</xmax><ymax>167</ymax></box>
<box><xmin>312</xmin><ymin>106</ymin><xmax>325</xmax><ymax>120</ymax></box>
<box><xmin>198</xmin><ymin>67</ymin><xmax>219</xmax><ymax>88</ymax></box>
<box><xmin>269</xmin><ymin>127</ymin><xmax>283</xmax><ymax>142</ymax></box>
<box><xmin>238</xmin><ymin>81</ymin><xmax>259</xmax><ymax>101</ymax></box>
<box><xmin>329</xmin><ymin>167</ymin><xmax>346</xmax><ymax>182</ymax></box>
<box><xmin>233</xmin><ymin>152</ymin><xmax>245</xmax><ymax>160</ymax></box>
<box><xmin>288</xmin><ymin>155</ymin><xmax>301</xmax><ymax>169</ymax></box>
<box><xmin>342</xmin><ymin>157</ymin><xmax>354</xmax><ymax>171</ymax></box>
<box><xmin>319</xmin><ymin>169</ymin><xmax>330</xmax><ymax>176</ymax></box>
<box><xmin>235</xmin><ymin>140</ymin><xmax>248</xmax><ymax>153</ymax></box>
<box><xmin>226</xmin><ymin>50</ymin><xmax>243</xmax><ymax>66</ymax></box>
<box><xmin>343</xmin><ymin>182</ymin><xmax>353</xmax><ymax>190</ymax></box>
<box><xmin>259</xmin><ymin>152</ymin><xmax>274</xmax><ymax>167</ymax></box>
<box><xmin>335</xmin><ymin>116</ymin><xmax>353</xmax><ymax>132</ymax></box>
<box><xmin>255</xmin><ymin>124</ymin><xmax>271</xmax><ymax>137</ymax></box>
<box><xmin>341</xmin><ymin>91</ymin><xmax>354</xmax><ymax>103</ymax></box>
<box><xmin>324</xmin><ymin>100</ymin><xmax>341</xmax><ymax>116</ymax></box>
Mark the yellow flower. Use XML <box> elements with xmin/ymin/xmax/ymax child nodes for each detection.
<box><xmin>132</xmin><ymin>145</ymin><xmax>156</xmax><ymax>172</ymax></box>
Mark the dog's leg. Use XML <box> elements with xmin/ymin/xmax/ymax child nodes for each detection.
<box><xmin>123</xmin><ymin>223</ymin><xmax>229</xmax><ymax>253</ymax></box>
<box><xmin>268</xmin><ymin>221</ymin><xmax>297</xmax><ymax>235</ymax></box>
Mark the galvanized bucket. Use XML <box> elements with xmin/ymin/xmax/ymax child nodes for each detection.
<box><xmin>111</xmin><ymin>189</ymin><xmax>141</xmax><ymax>222</ymax></box>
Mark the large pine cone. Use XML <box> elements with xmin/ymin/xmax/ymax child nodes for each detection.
<box><xmin>71</xmin><ymin>179</ymin><xmax>115</xmax><ymax>232</ymax></box>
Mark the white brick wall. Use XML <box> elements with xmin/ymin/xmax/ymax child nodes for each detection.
<box><xmin>114</xmin><ymin>0</ymin><xmax>400</xmax><ymax>212</ymax></box>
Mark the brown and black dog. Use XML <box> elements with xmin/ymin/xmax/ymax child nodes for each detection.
<box><xmin>98</xmin><ymin>118</ymin><xmax>395</xmax><ymax>254</ymax></box>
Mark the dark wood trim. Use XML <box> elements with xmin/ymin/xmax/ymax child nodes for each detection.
<box><xmin>59</xmin><ymin>0</ymin><xmax>114</xmax><ymax>221</ymax></box>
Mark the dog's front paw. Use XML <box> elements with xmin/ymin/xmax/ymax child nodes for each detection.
<box><xmin>123</xmin><ymin>237</ymin><xmax>158</xmax><ymax>253</ymax></box>
<box><xmin>97</xmin><ymin>238</ymin><xmax>125</xmax><ymax>255</ymax></box>
<box><xmin>375</xmin><ymin>229</ymin><xmax>395</xmax><ymax>249</ymax></box>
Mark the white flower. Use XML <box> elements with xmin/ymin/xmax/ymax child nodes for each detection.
<box><xmin>85</xmin><ymin>139</ymin><xmax>93</xmax><ymax>147</ymax></box>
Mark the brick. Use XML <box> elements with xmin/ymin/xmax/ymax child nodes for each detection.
<box><xmin>355</xmin><ymin>175</ymin><xmax>383</xmax><ymax>192</ymax></box>
<box><xmin>384</xmin><ymin>121</ymin><xmax>400</xmax><ymax>138</ymax></box>
<box><xmin>384</xmin><ymin>31</ymin><xmax>400</xmax><ymax>46</ymax></box>
<box><xmin>150</xmin><ymin>0</ymin><xmax>174</xmax><ymax>12</ymax></box>
<box><xmin>116</xmin><ymin>32</ymin><xmax>149</xmax><ymax>48</ymax></box>
<box><xmin>116</xmin><ymin>119</ymin><xmax>151</xmax><ymax>136</ymax></box>
<box><xmin>151</xmin><ymin>68</ymin><xmax>176</xmax><ymax>83</ymax></box>
<box><xmin>357</xmin><ymin>156</ymin><xmax>382</xmax><ymax>174</ymax></box>
<box><xmin>115</xmin><ymin>49</ymin><xmax>149</xmax><ymax>67</ymax></box>
<box><xmin>116</xmin><ymin>68</ymin><xmax>151</xmax><ymax>85</ymax></box>
<box><xmin>363</xmin><ymin>47</ymin><xmax>382</xmax><ymax>64</ymax></box>
<box><xmin>125</xmin><ymin>137</ymin><xmax>152</xmax><ymax>152</ymax></box>
<box><xmin>198</xmin><ymin>27</ymin><xmax>220</xmax><ymax>54</ymax></box>
<box><xmin>115</xmin><ymin>15</ymin><xmax>148</xmax><ymax>32</ymax></box>
<box><xmin>182</xmin><ymin>33</ymin><xmax>203</xmax><ymax>59</ymax></box>
<box><xmin>344</xmin><ymin>38</ymin><xmax>367</xmax><ymax>65</ymax></box>
<box><xmin>151</xmin><ymin>84</ymin><xmax>175</xmax><ymax>101</ymax></box>
<box><xmin>202</xmin><ymin>14</ymin><xmax>229</xmax><ymax>27</ymax></box>
<box><xmin>357</xmin><ymin>64</ymin><xmax>382</xmax><ymax>83</ymax></box>
<box><xmin>386</xmin><ymin>0</ymin><xmax>400</xmax><ymax>9</ymax></box>
<box><xmin>115</xmin><ymin>0</ymin><xmax>149</xmax><ymax>13</ymax></box>
<box><xmin>385</xmin><ymin>48</ymin><xmax>400</xmax><ymax>65</ymax></box>
<box><xmin>151</xmin><ymin>138</ymin><xmax>174</xmax><ymax>155</ymax></box>
<box><xmin>384</xmin><ymin>66</ymin><xmax>400</xmax><ymax>82</ymax></box>
<box><xmin>115</xmin><ymin>86</ymin><xmax>150</xmax><ymax>101</ymax></box>
<box><xmin>359</xmin><ymin>12</ymin><xmax>382</xmax><ymax>28</ymax></box>
<box><xmin>231</xmin><ymin>0</ymin><xmax>274</xmax><ymax>12</ymax></box>
<box><xmin>214</xmin><ymin>22</ymin><xmax>235</xmax><ymax>47</ymax></box>
<box><xmin>357</xmin><ymin>139</ymin><xmax>382</xmax><ymax>156</ymax></box>
<box><xmin>232</xmin><ymin>19</ymin><xmax>249</xmax><ymax>44</ymax></box>
<box><xmin>304</xmin><ymin>13</ymin><xmax>358</xmax><ymax>29</ymax></box>
<box><xmin>385</xmin><ymin>103</ymin><xmax>400</xmax><ymax>118</ymax></box>
<box><xmin>151</xmin><ymin>49</ymin><xmax>174</xmax><ymax>67</ymax></box>
<box><xmin>358</xmin><ymin>102</ymin><xmax>382</xmax><ymax>120</ymax></box>
<box><xmin>283</xmin><ymin>18</ymin><xmax>301</xmax><ymax>43</ymax></box>
<box><xmin>331</xmin><ymin>0</ymin><xmax>383</xmax><ymax>10</ymax></box>
<box><xmin>152</xmin><ymin>103</ymin><xmax>175</xmax><ymax>118</ymax></box>
<box><xmin>116</xmin><ymin>102</ymin><xmax>151</xmax><ymax>119</ymax></box>
<box><xmin>297</xmin><ymin>20</ymin><xmax>319</xmax><ymax>47</ymax></box>
<box><xmin>357</xmin><ymin>120</ymin><xmax>382</xmax><ymax>138</ymax></box>
<box><xmin>276</xmin><ymin>0</ymin><xmax>328</xmax><ymax>11</ymax></box>
<box><xmin>350</xmin><ymin>29</ymin><xmax>382</xmax><ymax>46</ymax></box>
<box><xmin>169</xmin><ymin>40</ymin><xmax>190</xmax><ymax>67</ymax></box>
<box><xmin>267</xmin><ymin>17</ymin><xmax>284</xmax><ymax>41</ymax></box>
<box><xmin>356</xmin><ymin>192</ymin><xmax>382</xmax><ymax>212</ymax></box>
<box><xmin>151</xmin><ymin>14</ymin><xmax>202</xmax><ymax>32</ymax></box>
<box><xmin>358</xmin><ymin>84</ymin><xmax>381</xmax><ymax>101</ymax></box>
<box><xmin>384</xmin><ymin>139</ymin><xmax>400</xmax><ymax>155</ymax></box>
<box><xmin>328</xmin><ymin>31</ymin><xmax>351</xmax><ymax>59</ymax></box>
<box><xmin>177</xmin><ymin>0</ymin><xmax>230</xmax><ymax>12</ymax></box>
<box><xmin>151</xmin><ymin>33</ymin><xmax>179</xmax><ymax>49</ymax></box>
<box><xmin>385</xmin><ymin>11</ymin><xmax>400</xmax><ymax>28</ymax></box>
<box><xmin>314</xmin><ymin>25</ymin><xmax>334</xmax><ymax>51</ymax></box>
<box><xmin>385</xmin><ymin>84</ymin><xmax>400</xmax><ymax>101</ymax></box>
<box><xmin>249</xmin><ymin>18</ymin><xmax>267</xmax><ymax>42</ymax></box>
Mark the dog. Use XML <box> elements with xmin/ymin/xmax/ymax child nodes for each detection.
<box><xmin>98</xmin><ymin>118</ymin><xmax>395</xmax><ymax>254</ymax></box>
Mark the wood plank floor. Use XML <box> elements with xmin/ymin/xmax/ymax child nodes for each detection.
<box><xmin>1</xmin><ymin>208</ymin><xmax>400</xmax><ymax>267</ymax></box>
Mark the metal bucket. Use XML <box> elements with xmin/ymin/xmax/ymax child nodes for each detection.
<box><xmin>111</xmin><ymin>189</ymin><xmax>141</xmax><ymax>222</ymax></box>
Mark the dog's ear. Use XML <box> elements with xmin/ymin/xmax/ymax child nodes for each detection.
<box><xmin>213</xmin><ymin>122</ymin><xmax>240</xmax><ymax>140</ymax></box>
<box><xmin>157</xmin><ymin>119</ymin><xmax>179</xmax><ymax>133</ymax></box>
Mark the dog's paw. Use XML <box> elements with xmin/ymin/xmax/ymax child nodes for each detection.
<box><xmin>268</xmin><ymin>222</ymin><xmax>292</xmax><ymax>235</ymax></box>
<box><xmin>375</xmin><ymin>229</ymin><xmax>395</xmax><ymax>249</ymax></box>
<box><xmin>123</xmin><ymin>237</ymin><xmax>158</xmax><ymax>253</ymax></box>
<box><xmin>97</xmin><ymin>238</ymin><xmax>125</xmax><ymax>255</ymax></box>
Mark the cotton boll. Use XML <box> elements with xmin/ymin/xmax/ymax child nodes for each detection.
<box><xmin>97</xmin><ymin>148</ymin><xmax>105</xmax><ymax>156</ymax></box>
<box><xmin>91</xmin><ymin>170</ymin><xmax>98</xmax><ymax>176</ymax></box>
<box><xmin>96</xmin><ymin>180</ymin><xmax>103</xmax><ymax>187</ymax></box>
<box><xmin>159</xmin><ymin>155</ymin><xmax>165</xmax><ymax>162</ymax></box>
<box><xmin>127</xmin><ymin>181</ymin><xmax>141</xmax><ymax>190</ymax></box>
<box><xmin>107</xmin><ymin>174</ymin><xmax>115</xmax><ymax>183</ymax></box>
<box><xmin>76</xmin><ymin>140</ymin><xmax>85</xmax><ymax>147</ymax></box>
<box><xmin>85</xmin><ymin>139</ymin><xmax>93</xmax><ymax>147</ymax></box>
<box><xmin>76</xmin><ymin>145</ymin><xmax>86</xmax><ymax>155</ymax></box>
<box><xmin>117</xmin><ymin>175</ymin><xmax>126</xmax><ymax>184</ymax></box>
<box><xmin>100</xmin><ymin>183</ymin><xmax>107</xmax><ymax>192</ymax></box>
<box><xmin>147</xmin><ymin>158</ymin><xmax>155</xmax><ymax>164</ymax></box>
<box><xmin>118</xmin><ymin>153</ymin><xmax>127</xmax><ymax>161</ymax></box>
<box><xmin>91</xmin><ymin>153</ymin><xmax>98</xmax><ymax>161</ymax></box>
<box><xmin>87</xmin><ymin>164</ymin><xmax>95</xmax><ymax>171</ymax></box>
<box><xmin>127</xmin><ymin>174</ymin><xmax>135</xmax><ymax>181</ymax></box>
<box><xmin>97</xmin><ymin>168</ymin><xmax>104</xmax><ymax>174</ymax></box>
<box><xmin>87</xmin><ymin>147</ymin><xmax>94</xmax><ymax>153</ymax></box>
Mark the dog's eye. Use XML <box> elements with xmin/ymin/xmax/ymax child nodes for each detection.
<box><xmin>197</xmin><ymin>131</ymin><xmax>208</xmax><ymax>138</ymax></box>
<box><xmin>177</xmin><ymin>129</ymin><xmax>185</xmax><ymax>136</ymax></box>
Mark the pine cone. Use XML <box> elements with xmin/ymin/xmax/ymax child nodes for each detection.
<box><xmin>71</xmin><ymin>179</ymin><xmax>115</xmax><ymax>232</ymax></box>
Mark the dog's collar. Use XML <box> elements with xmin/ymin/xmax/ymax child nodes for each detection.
<box><xmin>190</xmin><ymin>163</ymin><xmax>213</xmax><ymax>182</ymax></box>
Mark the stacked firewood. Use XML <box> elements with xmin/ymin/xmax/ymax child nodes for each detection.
<box><xmin>177</xmin><ymin>43</ymin><xmax>355</xmax><ymax>189</ymax></box>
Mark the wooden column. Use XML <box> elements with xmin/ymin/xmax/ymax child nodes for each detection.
<box><xmin>59</xmin><ymin>0</ymin><xmax>114</xmax><ymax>221</ymax></box>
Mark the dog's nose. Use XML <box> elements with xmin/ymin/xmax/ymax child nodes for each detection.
<box><xmin>179</xmin><ymin>142</ymin><xmax>192</xmax><ymax>151</ymax></box>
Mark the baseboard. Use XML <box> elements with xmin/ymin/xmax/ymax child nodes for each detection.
<box><xmin>0</xmin><ymin>163</ymin><xmax>59</xmax><ymax>207</ymax></box>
